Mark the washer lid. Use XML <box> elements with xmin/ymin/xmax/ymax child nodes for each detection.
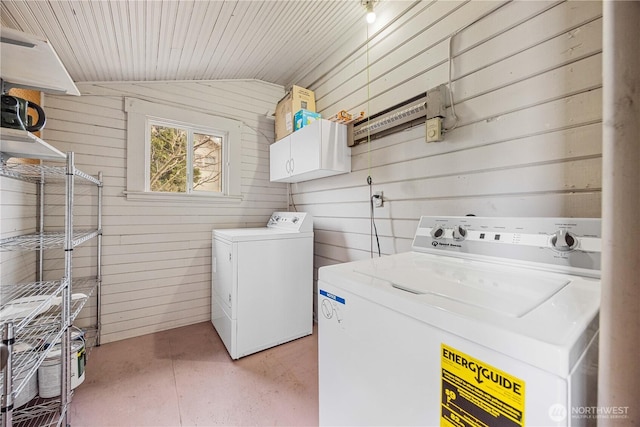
<box><xmin>354</xmin><ymin>255</ymin><xmax>569</xmax><ymax>318</ymax></box>
<box><xmin>214</xmin><ymin>227</ymin><xmax>313</xmax><ymax>242</ymax></box>
<box><xmin>319</xmin><ymin>251</ymin><xmax>600</xmax><ymax>377</ymax></box>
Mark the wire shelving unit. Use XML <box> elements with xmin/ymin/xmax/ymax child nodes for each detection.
<box><xmin>1</xmin><ymin>152</ymin><xmax>102</xmax><ymax>427</ymax></box>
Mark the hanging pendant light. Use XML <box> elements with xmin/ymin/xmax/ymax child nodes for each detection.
<box><xmin>362</xmin><ymin>0</ymin><xmax>376</xmax><ymax>24</ymax></box>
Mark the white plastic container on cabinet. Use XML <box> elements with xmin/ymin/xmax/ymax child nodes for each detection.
<box><xmin>269</xmin><ymin>119</ymin><xmax>350</xmax><ymax>183</ymax></box>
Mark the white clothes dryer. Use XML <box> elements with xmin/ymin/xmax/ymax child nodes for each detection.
<box><xmin>212</xmin><ymin>212</ymin><xmax>313</xmax><ymax>359</ymax></box>
<box><xmin>318</xmin><ymin>216</ymin><xmax>601</xmax><ymax>427</ymax></box>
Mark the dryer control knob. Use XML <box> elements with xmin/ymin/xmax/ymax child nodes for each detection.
<box><xmin>452</xmin><ymin>225</ymin><xmax>467</xmax><ymax>241</ymax></box>
<box><xmin>431</xmin><ymin>226</ymin><xmax>445</xmax><ymax>239</ymax></box>
<box><xmin>551</xmin><ymin>229</ymin><xmax>578</xmax><ymax>252</ymax></box>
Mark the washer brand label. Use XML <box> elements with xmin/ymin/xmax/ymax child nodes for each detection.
<box><xmin>432</xmin><ymin>242</ymin><xmax>462</xmax><ymax>248</ymax></box>
<box><xmin>319</xmin><ymin>289</ymin><xmax>345</xmax><ymax>305</ymax></box>
<box><xmin>441</xmin><ymin>344</ymin><xmax>525</xmax><ymax>427</ymax></box>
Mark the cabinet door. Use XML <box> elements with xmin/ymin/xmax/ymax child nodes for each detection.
<box><xmin>269</xmin><ymin>136</ymin><xmax>291</xmax><ymax>182</ymax></box>
<box><xmin>290</xmin><ymin>120</ymin><xmax>320</xmax><ymax>176</ymax></box>
<box><xmin>319</xmin><ymin>120</ymin><xmax>350</xmax><ymax>174</ymax></box>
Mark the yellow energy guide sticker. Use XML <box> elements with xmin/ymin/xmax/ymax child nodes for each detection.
<box><xmin>441</xmin><ymin>344</ymin><xmax>525</xmax><ymax>427</ymax></box>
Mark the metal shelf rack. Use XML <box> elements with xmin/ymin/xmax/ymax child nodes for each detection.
<box><xmin>0</xmin><ymin>231</ymin><xmax>101</xmax><ymax>252</ymax></box>
<box><xmin>0</xmin><ymin>162</ymin><xmax>100</xmax><ymax>185</ymax></box>
<box><xmin>1</xmin><ymin>153</ymin><xmax>102</xmax><ymax>427</ymax></box>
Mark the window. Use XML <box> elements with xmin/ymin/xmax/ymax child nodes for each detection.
<box><xmin>125</xmin><ymin>98</ymin><xmax>242</xmax><ymax>202</ymax></box>
<box><xmin>149</xmin><ymin>122</ymin><xmax>223</xmax><ymax>194</ymax></box>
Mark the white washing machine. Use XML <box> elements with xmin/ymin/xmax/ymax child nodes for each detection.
<box><xmin>212</xmin><ymin>212</ymin><xmax>313</xmax><ymax>359</ymax></box>
<box><xmin>318</xmin><ymin>216</ymin><xmax>601</xmax><ymax>427</ymax></box>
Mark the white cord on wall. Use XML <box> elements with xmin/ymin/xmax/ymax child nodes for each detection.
<box><xmin>443</xmin><ymin>2</ymin><xmax>510</xmax><ymax>133</ymax></box>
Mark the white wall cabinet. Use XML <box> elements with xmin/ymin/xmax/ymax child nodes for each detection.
<box><xmin>269</xmin><ymin>119</ymin><xmax>350</xmax><ymax>183</ymax></box>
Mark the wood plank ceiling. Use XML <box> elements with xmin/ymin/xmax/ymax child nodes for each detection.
<box><xmin>0</xmin><ymin>0</ymin><xmax>376</xmax><ymax>88</ymax></box>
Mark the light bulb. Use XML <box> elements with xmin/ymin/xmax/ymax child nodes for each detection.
<box><xmin>365</xmin><ymin>2</ymin><xmax>376</xmax><ymax>24</ymax></box>
<box><xmin>366</xmin><ymin>10</ymin><xmax>376</xmax><ymax>24</ymax></box>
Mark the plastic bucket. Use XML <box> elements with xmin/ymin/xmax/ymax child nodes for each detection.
<box><xmin>37</xmin><ymin>340</ymin><xmax>86</xmax><ymax>398</ymax></box>
<box><xmin>14</xmin><ymin>362</ymin><xmax>38</xmax><ymax>408</ymax></box>
<box><xmin>13</xmin><ymin>342</ymin><xmax>38</xmax><ymax>409</ymax></box>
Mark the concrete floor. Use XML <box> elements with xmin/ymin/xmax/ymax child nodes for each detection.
<box><xmin>69</xmin><ymin>322</ymin><xmax>318</xmax><ymax>426</ymax></box>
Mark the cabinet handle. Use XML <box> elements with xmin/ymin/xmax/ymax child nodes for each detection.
<box><xmin>290</xmin><ymin>158</ymin><xmax>295</xmax><ymax>173</ymax></box>
<box><xmin>285</xmin><ymin>159</ymin><xmax>291</xmax><ymax>173</ymax></box>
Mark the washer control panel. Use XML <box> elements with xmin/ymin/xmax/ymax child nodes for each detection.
<box><xmin>267</xmin><ymin>212</ymin><xmax>312</xmax><ymax>232</ymax></box>
<box><xmin>412</xmin><ymin>216</ymin><xmax>602</xmax><ymax>276</ymax></box>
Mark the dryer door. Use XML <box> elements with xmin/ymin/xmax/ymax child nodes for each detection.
<box><xmin>213</xmin><ymin>238</ymin><xmax>235</xmax><ymax>316</ymax></box>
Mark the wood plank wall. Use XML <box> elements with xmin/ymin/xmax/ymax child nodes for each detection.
<box><xmin>0</xmin><ymin>179</ymin><xmax>38</xmax><ymax>285</ymax></box>
<box><xmin>291</xmin><ymin>0</ymin><xmax>603</xmax><ymax>313</ymax></box>
<box><xmin>0</xmin><ymin>80</ymin><xmax>287</xmax><ymax>344</ymax></box>
<box><xmin>1</xmin><ymin>0</ymin><xmax>603</xmax><ymax>342</ymax></box>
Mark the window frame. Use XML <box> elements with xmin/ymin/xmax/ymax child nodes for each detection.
<box><xmin>125</xmin><ymin>97</ymin><xmax>242</xmax><ymax>203</ymax></box>
<box><xmin>147</xmin><ymin>119</ymin><xmax>225</xmax><ymax>194</ymax></box>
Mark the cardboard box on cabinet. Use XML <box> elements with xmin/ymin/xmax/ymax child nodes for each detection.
<box><xmin>275</xmin><ymin>85</ymin><xmax>316</xmax><ymax>141</ymax></box>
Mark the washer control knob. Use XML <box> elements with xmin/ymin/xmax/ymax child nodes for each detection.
<box><xmin>452</xmin><ymin>225</ymin><xmax>467</xmax><ymax>241</ymax></box>
<box><xmin>431</xmin><ymin>226</ymin><xmax>445</xmax><ymax>239</ymax></box>
<box><xmin>551</xmin><ymin>229</ymin><xmax>578</xmax><ymax>252</ymax></box>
